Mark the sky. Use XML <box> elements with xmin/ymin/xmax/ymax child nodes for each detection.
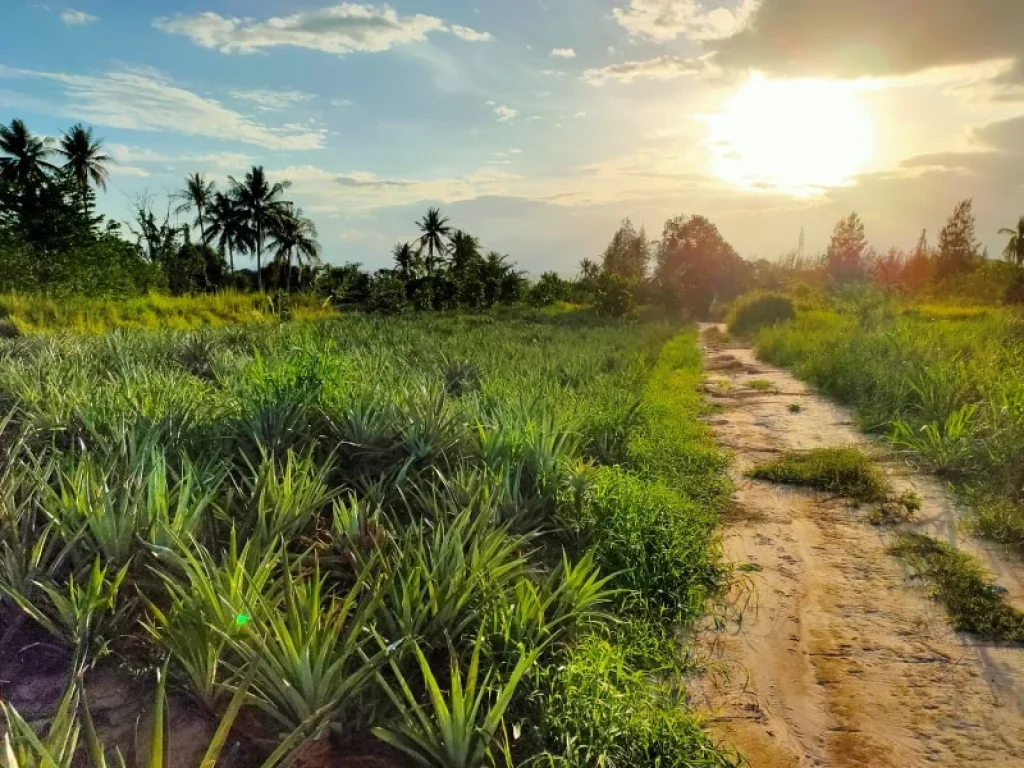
<box><xmin>2</xmin><ymin>0</ymin><xmax>1023</xmax><ymax>274</ymax></box>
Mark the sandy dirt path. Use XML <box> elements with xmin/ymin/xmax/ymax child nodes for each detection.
<box><xmin>691</xmin><ymin>324</ymin><xmax>1024</xmax><ymax>768</ymax></box>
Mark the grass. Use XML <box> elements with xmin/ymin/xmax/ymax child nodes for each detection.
<box><xmin>754</xmin><ymin>298</ymin><xmax>1024</xmax><ymax>550</ymax></box>
<box><xmin>749</xmin><ymin>447</ymin><xmax>890</xmax><ymax>503</ymax></box>
<box><xmin>0</xmin><ymin>310</ymin><xmax>735</xmax><ymax>766</ymax></box>
<box><xmin>0</xmin><ymin>290</ymin><xmax>335</xmax><ymax>334</ymax></box>
<box><xmin>889</xmin><ymin>533</ymin><xmax>1024</xmax><ymax>642</ymax></box>
<box><xmin>747</xmin><ymin>379</ymin><xmax>776</xmax><ymax>391</ymax></box>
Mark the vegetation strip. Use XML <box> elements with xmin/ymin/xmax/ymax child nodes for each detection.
<box><xmin>889</xmin><ymin>533</ymin><xmax>1024</xmax><ymax>642</ymax></box>
<box><xmin>748</xmin><ymin>447</ymin><xmax>890</xmax><ymax>504</ymax></box>
<box><xmin>754</xmin><ymin>300</ymin><xmax>1024</xmax><ymax>550</ymax></box>
<box><xmin>0</xmin><ymin>313</ymin><xmax>736</xmax><ymax>766</ymax></box>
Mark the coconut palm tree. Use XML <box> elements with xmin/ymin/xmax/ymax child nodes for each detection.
<box><xmin>415</xmin><ymin>207</ymin><xmax>451</xmax><ymax>276</ymax></box>
<box><xmin>205</xmin><ymin>191</ymin><xmax>251</xmax><ymax>274</ymax></box>
<box><xmin>174</xmin><ymin>172</ymin><xmax>216</xmax><ymax>244</ymax></box>
<box><xmin>55</xmin><ymin>123</ymin><xmax>110</xmax><ymax>217</ymax></box>
<box><xmin>0</xmin><ymin>118</ymin><xmax>55</xmax><ymax>188</ymax></box>
<box><xmin>999</xmin><ymin>216</ymin><xmax>1024</xmax><ymax>266</ymax></box>
<box><xmin>392</xmin><ymin>242</ymin><xmax>421</xmax><ymax>281</ymax></box>
<box><xmin>229</xmin><ymin>166</ymin><xmax>292</xmax><ymax>292</ymax></box>
<box><xmin>269</xmin><ymin>205</ymin><xmax>321</xmax><ymax>290</ymax></box>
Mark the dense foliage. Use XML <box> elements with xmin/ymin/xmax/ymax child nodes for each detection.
<box><xmin>0</xmin><ymin>311</ymin><xmax>735</xmax><ymax>766</ymax></box>
<box><xmin>754</xmin><ymin>295</ymin><xmax>1024</xmax><ymax>550</ymax></box>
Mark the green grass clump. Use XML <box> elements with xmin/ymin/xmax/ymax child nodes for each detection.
<box><xmin>747</xmin><ymin>378</ymin><xmax>776</xmax><ymax>391</ymax></box>
<box><xmin>890</xmin><ymin>533</ymin><xmax>1024</xmax><ymax>642</ymax></box>
<box><xmin>532</xmin><ymin>634</ymin><xmax>739</xmax><ymax>767</ymax></box>
<box><xmin>726</xmin><ymin>292</ymin><xmax>795</xmax><ymax>336</ymax></box>
<box><xmin>749</xmin><ymin>447</ymin><xmax>890</xmax><ymax>503</ymax></box>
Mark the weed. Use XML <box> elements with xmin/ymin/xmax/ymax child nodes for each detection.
<box><xmin>788</xmin><ymin>403</ymin><xmax>802</xmax><ymax>413</ymax></box>
<box><xmin>727</xmin><ymin>292</ymin><xmax>795</xmax><ymax>336</ymax></box>
<box><xmin>747</xmin><ymin>379</ymin><xmax>776</xmax><ymax>391</ymax></box>
<box><xmin>890</xmin><ymin>533</ymin><xmax>1024</xmax><ymax>642</ymax></box>
<box><xmin>749</xmin><ymin>447</ymin><xmax>890</xmax><ymax>503</ymax></box>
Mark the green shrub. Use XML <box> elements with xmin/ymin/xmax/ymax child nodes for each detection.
<box><xmin>748</xmin><ymin>447</ymin><xmax>890</xmax><ymax>503</ymax></box>
<box><xmin>366</xmin><ymin>272</ymin><xmax>409</xmax><ymax>314</ymax></box>
<box><xmin>726</xmin><ymin>291</ymin><xmax>796</xmax><ymax>335</ymax></box>
<box><xmin>593</xmin><ymin>273</ymin><xmax>636</xmax><ymax>318</ymax></box>
<box><xmin>534</xmin><ymin>634</ymin><xmax>738</xmax><ymax>767</ymax></box>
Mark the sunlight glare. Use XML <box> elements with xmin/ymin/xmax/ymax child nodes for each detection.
<box><xmin>708</xmin><ymin>75</ymin><xmax>875</xmax><ymax>196</ymax></box>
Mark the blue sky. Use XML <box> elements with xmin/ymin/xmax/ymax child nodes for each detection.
<box><xmin>3</xmin><ymin>1</ymin><xmax>1023</xmax><ymax>273</ymax></box>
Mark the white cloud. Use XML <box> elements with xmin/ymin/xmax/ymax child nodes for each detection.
<box><xmin>154</xmin><ymin>4</ymin><xmax>491</xmax><ymax>56</ymax></box>
<box><xmin>60</xmin><ymin>9</ymin><xmax>97</xmax><ymax>26</ymax></box>
<box><xmin>551</xmin><ymin>48</ymin><xmax>576</xmax><ymax>58</ymax></box>
<box><xmin>450</xmin><ymin>24</ymin><xmax>492</xmax><ymax>41</ymax></box>
<box><xmin>509</xmin><ymin>148</ymin><xmax>523</xmax><ymax>154</ymax></box>
<box><xmin>574</xmin><ymin>111</ymin><xmax>587</xmax><ymax>118</ymax></box>
<box><xmin>0</xmin><ymin>65</ymin><xmax>325</xmax><ymax>150</ymax></box>
<box><xmin>494</xmin><ymin>105</ymin><xmax>518</xmax><ymax>122</ymax></box>
<box><xmin>607</xmin><ymin>46</ymin><xmax>617</xmax><ymax>55</ymax></box>
<box><xmin>230</xmin><ymin>89</ymin><xmax>314</xmax><ymax>112</ymax></box>
<box><xmin>613</xmin><ymin>0</ymin><xmax>760</xmax><ymax>42</ymax></box>
<box><xmin>331</xmin><ymin>98</ymin><xmax>354</xmax><ymax>107</ymax></box>
<box><xmin>525</xmin><ymin>115</ymin><xmax>543</xmax><ymax>122</ymax></box>
<box><xmin>583</xmin><ymin>54</ymin><xmax>713</xmax><ymax>85</ymax></box>
<box><xmin>109</xmin><ymin>144</ymin><xmax>254</xmax><ymax>171</ymax></box>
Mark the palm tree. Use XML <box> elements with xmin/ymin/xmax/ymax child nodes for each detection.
<box><xmin>55</xmin><ymin>123</ymin><xmax>110</xmax><ymax>217</ymax></box>
<box><xmin>0</xmin><ymin>118</ymin><xmax>55</xmax><ymax>188</ymax></box>
<box><xmin>578</xmin><ymin>257</ymin><xmax>600</xmax><ymax>280</ymax></box>
<box><xmin>205</xmin><ymin>191</ymin><xmax>251</xmax><ymax>274</ymax></box>
<box><xmin>415</xmin><ymin>207</ymin><xmax>451</xmax><ymax>276</ymax></box>
<box><xmin>999</xmin><ymin>217</ymin><xmax>1024</xmax><ymax>266</ymax></box>
<box><xmin>174</xmin><ymin>172</ymin><xmax>216</xmax><ymax>244</ymax></box>
<box><xmin>392</xmin><ymin>242</ymin><xmax>421</xmax><ymax>281</ymax></box>
<box><xmin>269</xmin><ymin>205</ymin><xmax>321</xmax><ymax>290</ymax></box>
<box><xmin>229</xmin><ymin>166</ymin><xmax>291</xmax><ymax>292</ymax></box>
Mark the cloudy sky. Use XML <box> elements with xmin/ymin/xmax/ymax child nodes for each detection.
<box><xmin>3</xmin><ymin>0</ymin><xmax>1023</xmax><ymax>273</ymax></box>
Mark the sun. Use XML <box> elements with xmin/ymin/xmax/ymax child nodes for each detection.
<box><xmin>708</xmin><ymin>74</ymin><xmax>875</xmax><ymax>196</ymax></box>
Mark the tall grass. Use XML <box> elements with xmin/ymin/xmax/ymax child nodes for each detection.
<box><xmin>0</xmin><ymin>291</ymin><xmax>334</xmax><ymax>334</ymax></box>
<box><xmin>754</xmin><ymin>299</ymin><xmax>1024</xmax><ymax>548</ymax></box>
<box><xmin>0</xmin><ymin>311</ymin><xmax>732</xmax><ymax>766</ymax></box>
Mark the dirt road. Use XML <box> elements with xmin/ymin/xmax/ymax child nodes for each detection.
<box><xmin>692</xmin><ymin>325</ymin><xmax>1024</xmax><ymax>767</ymax></box>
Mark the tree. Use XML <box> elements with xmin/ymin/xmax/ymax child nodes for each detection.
<box><xmin>482</xmin><ymin>251</ymin><xmax>523</xmax><ymax>306</ymax></box>
<box><xmin>55</xmin><ymin>123</ymin><xmax>110</xmax><ymax>218</ymax></box>
<box><xmin>654</xmin><ymin>214</ymin><xmax>744</xmax><ymax>317</ymax></box>
<box><xmin>825</xmin><ymin>212</ymin><xmax>867</xmax><ymax>283</ymax></box>
<box><xmin>0</xmin><ymin>119</ymin><xmax>55</xmax><ymax>188</ymax></box>
<box><xmin>936</xmin><ymin>199</ymin><xmax>980</xmax><ymax>279</ymax></box>
<box><xmin>205</xmin><ymin>192</ymin><xmax>251</xmax><ymax>274</ymax></box>
<box><xmin>416</xmin><ymin>207</ymin><xmax>451</xmax><ymax>276</ymax></box>
<box><xmin>601</xmin><ymin>218</ymin><xmax>649</xmax><ymax>281</ymax></box>
<box><xmin>999</xmin><ymin>216</ymin><xmax>1024</xmax><ymax>266</ymax></box>
<box><xmin>447</xmin><ymin>229</ymin><xmax>485</xmax><ymax>307</ymax></box>
<box><xmin>174</xmin><ymin>173</ymin><xmax>216</xmax><ymax>245</ymax></box>
<box><xmin>128</xmin><ymin>194</ymin><xmax>183</xmax><ymax>266</ymax></box>
<box><xmin>578</xmin><ymin>258</ymin><xmax>600</xmax><ymax>281</ymax></box>
<box><xmin>392</xmin><ymin>242</ymin><xmax>421</xmax><ymax>282</ymax></box>
<box><xmin>229</xmin><ymin>166</ymin><xmax>292</xmax><ymax>292</ymax></box>
<box><xmin>268</xmin><ymin>205</ymin><xmax>321</xmax><ymax>290</ymax></box>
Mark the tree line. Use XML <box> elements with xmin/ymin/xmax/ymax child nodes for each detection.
<box><xmin>5</xmin><ymin>115</ymin><xmax>1023</xmax><ymax>313</ymax></box>
<box><xmin>760</xmin><ymin>201</ymin><xmax>1024</xmax><ymax>303</ymax></box>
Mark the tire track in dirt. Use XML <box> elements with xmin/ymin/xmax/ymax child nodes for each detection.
<box><xmin>690</xmin><ymin>324</ymin><xmax>1024</xmax><ymax>768</ymax></box>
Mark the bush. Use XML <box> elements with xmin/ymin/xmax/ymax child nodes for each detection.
<box><xmin>726</xmin><ymin>291</ymin><xmax>795</xmax><ymax>335</ymax></box>
<box><xmin>366</xmin><ymin>272</ymin><xmax>408</xmax><ymax>314</ymax></box>
<box><xmin>593</xmin><ymin>273</ymin><xmax>636</xmax><ymax>318</ymax></box>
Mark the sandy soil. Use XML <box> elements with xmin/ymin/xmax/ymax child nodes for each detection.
<box><xmin>691</xmin><ymin>325</ymin><xmax>1024</xmax><ymax>767</ymax></box>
